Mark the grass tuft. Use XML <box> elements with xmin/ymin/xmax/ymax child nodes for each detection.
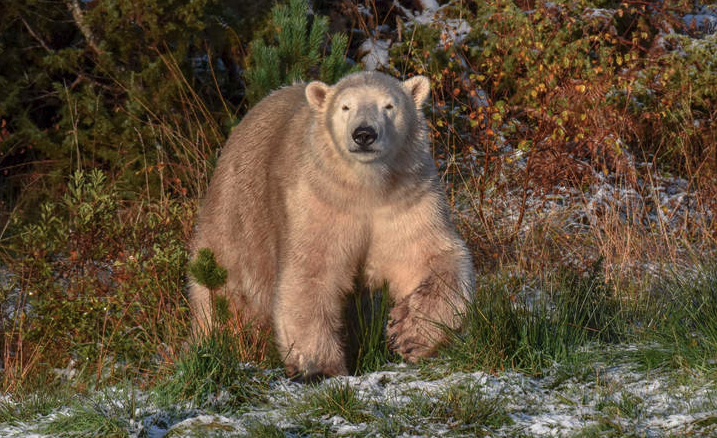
<box><xmin>347</xmin><ymin>285</ymin><xmax>398</xmax><ymax>375</ymax></box>
<box><xmin>155</xmin><ymin>325</ymin><xmax>273</xmax><ymax>410</ymax></box>
<box><xmin>402</xmin><ymin>382</ymin><xmax>512</xmax><ymax>435</ymax></box>
<box><xmin>45</xmin><ymin>410</ymin><xmax>129</xmax><ymax>438</ymax></box>
<box><xmin>596</xmin><ymin>392</ymin><xmax>644</xmax><ymax>419</ymax></box>
<box><xmin>245</xmin><ymin>421</ymin><xmax>286</xmax><ymax>438</ymax></box>
<box><xmin>297</xmin><ymin>381</ymin><xmax>372</xmax><ymax>424</ymax></box>
<box><xmin>41</xmin><ymin>387</ymin><xmax>139</xmax><ymax>438</ymax></box>
<box><xmin>438</xmin><ymin>383</ymin><xmax>513</xmax><ymax>432</ymax></box>
<box><xmin>640</xmin><ymin>262</ymin><xmax>717</xmax><ymax>371</ymax></box>
<box><xmin>0</xmin><ymin>387</ymin><xmax>72</xmax><ymax>425</ymax></box>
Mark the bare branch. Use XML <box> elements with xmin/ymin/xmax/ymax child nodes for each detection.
<box><xmin>21</xmin><ymin>18</ymin><xmax>53</xmax><ymax>53</ymax></box>
<box><xmin>64</xmin><ymin>0</ymin><xmax>103</xmax><ymax>55</ymax></box>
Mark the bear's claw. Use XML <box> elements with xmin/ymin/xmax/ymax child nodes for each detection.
<box><xmin>386</xmin><ymin>300</ymin><xmax>435</xmax><ymax>362</ymax></box>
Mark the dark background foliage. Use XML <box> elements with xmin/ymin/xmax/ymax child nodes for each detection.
<box><xmin>0</xmin><ymin>0</ymin><xmax>319</xmax><ymax>214</ymax></box>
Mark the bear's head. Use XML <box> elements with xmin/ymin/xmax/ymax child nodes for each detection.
<box><xmin>305</xmin><ymin>72</ymin><xmax>430</xmax><ymax>164</ymax></box>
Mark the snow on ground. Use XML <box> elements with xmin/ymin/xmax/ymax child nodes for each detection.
<box><xmin>1</xmin><ymin>346</ymin><xmax>715</xmax><ymax>437</ymax></box>
<box><xmin>357</xmin><ymin>0</ymin><xmax>473</xmax><ymax>72</ymax></box>
<box><xmin>683</xmin><ymin>4</ymin><xmax>717</xmax><ymax>35</ymax></box>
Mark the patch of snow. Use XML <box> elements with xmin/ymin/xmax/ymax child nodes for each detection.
<box><xmin>333</xmin><ymin>419</ymin><xmax>366</xmax><ymax>435</ymax></box>
<box><xmin>356</xmin><ymin>4</ymin><xmax>371</xmax><ymax>17</ymax></box>
<box><xmin>359</xmin><ymin>38</ymin><xmax>392</xmax><ymax>71</ymax></box>
<box><xmin>683</xmin><ymin>14</ymin><xmax>717</xmax><ymax>34</ymax></box>
<box><xmin>583</xmin><ymin>8</ymin><xmax>615</xmax><ymax>21</ymax></box>
<box><xmin>418</xmin><ymin>0</ymin><xmax>440</xmax><ymax>11</ymax></box>
<box><xmin>392</xmin><ymin>0</ymin><xmax>472</xmax><ymax>44</ymax></box>
<box><xmin>52</xmin><ymin>359</ymin><xmax>78</xmax><ymax>380</ymax></box>
<box><xmin>527</xmin><ymin>414</ymin><xmax>587</xmax><ymax>436</ymax></box>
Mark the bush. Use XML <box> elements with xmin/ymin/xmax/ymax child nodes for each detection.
<box><xmin>390</xmin><ymin>0</ymin><xmax>716</xmax><ymax>193</ymax></box>
<box><xmin>0</xmin><ymin>170</ymin><xmax>192</xmax><ymax>388</ymax></box>
<box><xmin>188</xmin><ymin>248</ymin><xmax>228</xmax><ymax>291</ymax></box>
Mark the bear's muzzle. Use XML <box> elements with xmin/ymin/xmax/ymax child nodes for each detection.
<box><xmin>351</xmin><ymin>125</ymin><xmax>378</xmax><ymax>150</ymax></box>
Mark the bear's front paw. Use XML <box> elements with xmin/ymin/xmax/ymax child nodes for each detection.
<box><xmin>387</xmin><ymin>298</ymin><xmax>441</xmax><ymax>363</ymax></box>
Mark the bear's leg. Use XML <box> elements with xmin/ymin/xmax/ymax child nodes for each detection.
<box><xmin>369</xmin><ymin>242</ymin><xmax>474</xmax><ymax>363</ymax></box>
<box><xmin>368</xmin><ymin>192</ymin><xmax>475</xmax><ymax>363</ymax></box>
<box><xmin>385</xmin><ymin>253</ymin><xmax>472</xmax><ymax>362</ymax></box>
<box><xmin>273</xmin><ymin>255</ymin><xmax>356</xmax><ymax>381</ymax></box>
<box><xmin>189</xmin><ymin>280</ymin><xmax>214</xmax><ymax>336</ymax></box>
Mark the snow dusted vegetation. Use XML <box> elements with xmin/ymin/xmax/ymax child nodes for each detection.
<box><xmin>2</xmin><ymin>1</ymin><xmax>717</xmax><ymax>437</ymax></box>
<box><xmin>2</xmin><ymin>345</ymin><xmax>716</xmax><ymax>437</ymax></box>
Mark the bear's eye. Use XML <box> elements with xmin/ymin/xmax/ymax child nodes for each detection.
<box><xmin>342</xmin><ymin>105</ymin><xmax>349</xmax><ymax>111</ymax></box>
<box><xmin>385</xmin><ymin>104</ymin><xmax>394</xmax><ymax>110</ymax></box>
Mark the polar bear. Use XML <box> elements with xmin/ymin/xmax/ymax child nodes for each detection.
<box><xmin>189</xmin><ymin>71</ymin><xmax>475</xmax><ymax>380</ymax></box>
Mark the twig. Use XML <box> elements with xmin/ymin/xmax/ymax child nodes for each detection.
<box><xmin>21</xmin><ymin>18</ymin><xmax>53</xmax><ymax>53</ymax></box>
<box><xmin>64</xmin><ymin>0</ymin><xmax>103</xmax><ymax>55</ymax></box>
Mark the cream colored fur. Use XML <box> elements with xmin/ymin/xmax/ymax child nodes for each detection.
<box><xmin>189</xmin><ymin>71</ymin><xmax>475</xmax><ymax>380</ymax></box>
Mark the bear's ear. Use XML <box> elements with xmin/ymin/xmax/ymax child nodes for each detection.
<box><xmin>305</xmin><ymin>81</ymin><xmax>330</xmax><ymax>110</ymax></box>
<box><xmin>402</xmin><ymin>75</ymin><xmax>431</xmax><ymax>108</ymax></box>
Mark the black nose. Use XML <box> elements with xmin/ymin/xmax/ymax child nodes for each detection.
<box><xmin>352</xmin><ymin>126</ymin><xmax>377</xmax><ymax>147</ymax></box>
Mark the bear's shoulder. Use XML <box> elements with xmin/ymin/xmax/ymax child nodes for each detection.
<box><xmin>236</xmin><ymin>84</ymin><xmax>311</xmax><ymax>134</ymax></box>
<box><xmin>262</xmin><ymin>84</ymin><xmax>309</xmax><ymax>109</ymax></box>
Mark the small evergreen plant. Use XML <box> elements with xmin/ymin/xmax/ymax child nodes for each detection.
<box><xmin>187</xmin><ymin>247</ymin><xmax>231</xmax><ymax>324</ymax></box>
<box><xmin>187</xmin><ymin>248</ymin><xmax>228</xmax><ymax>291</ymax></box>
<box><xmin>244</xmin><ymin>0</ymin><xmax>356</xmax><ymax>106</ymax></box>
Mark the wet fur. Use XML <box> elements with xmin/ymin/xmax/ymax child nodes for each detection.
<box><xmin>189</xmin><ymin>71</ymin><xmax>475</xmax><ymax>380</ymax></box>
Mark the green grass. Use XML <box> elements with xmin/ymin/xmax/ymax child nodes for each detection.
<box><xmin>435</xmin><ymin>261</ymin><xmax>627</xmax><ymax>376</ymax></box>
<box><xmin>432</xmin><ymin>382</ymin><xmax>513</xmax><ymax>432</ymax></box>
<box><xmin>155</xmin><ymin>326</ymin><xmax>273</xmax><ymax>411</ymax></box>
<box><xmin>245</xmin><ymin>421</ymin><xmax>286</xmax><ymax>438</ymax></box>
<box><xmin>288</xmin><ymin>380</ymin><xmax>510</xmax><ymax>436</ymax></box>
<box><xmin>44</xmin><ymin>409</ymin><xmax>129</xmax><ymax>438</ymax></box>
<box><xmin>398</xmin><ymin>382</ymin><xmax>512</xmax><ymax>435</ymax></box>
<box><xmin>596</xmin><ymin>392</ymin><xmax>644</xmax><ymax>419</ymax></box>
<box><xmin>295</xmin><ymin>381</ymin><xmax>372</xmax><ymax>424</ymax></box>
<box><xmin>371</xmin><ymin>402</ymin><xmax>408</xmax><ymax>436</ymax></box>
<box><xmin>41</xmin><ymin>387</ymin><xmax>138</xmax><ymax>438</ymax></box>
<box><xmin>637</xmin><ymin>262</ymin><xmax>717</xmax><ymax>371</ymax></box>
<box><xmin>0</xmin><ymin>386</ymin><xmax>73</xmax><ymax>425</ymax></box>
<box><xmin>347</xmin><ymin>285</ymin><xmax>398</xmax><ymax>375</ymax></box>
<box><xmin>575</xmin><ymin>422</ymin><xmax>641</xmax><ymax>438</ymax></box>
